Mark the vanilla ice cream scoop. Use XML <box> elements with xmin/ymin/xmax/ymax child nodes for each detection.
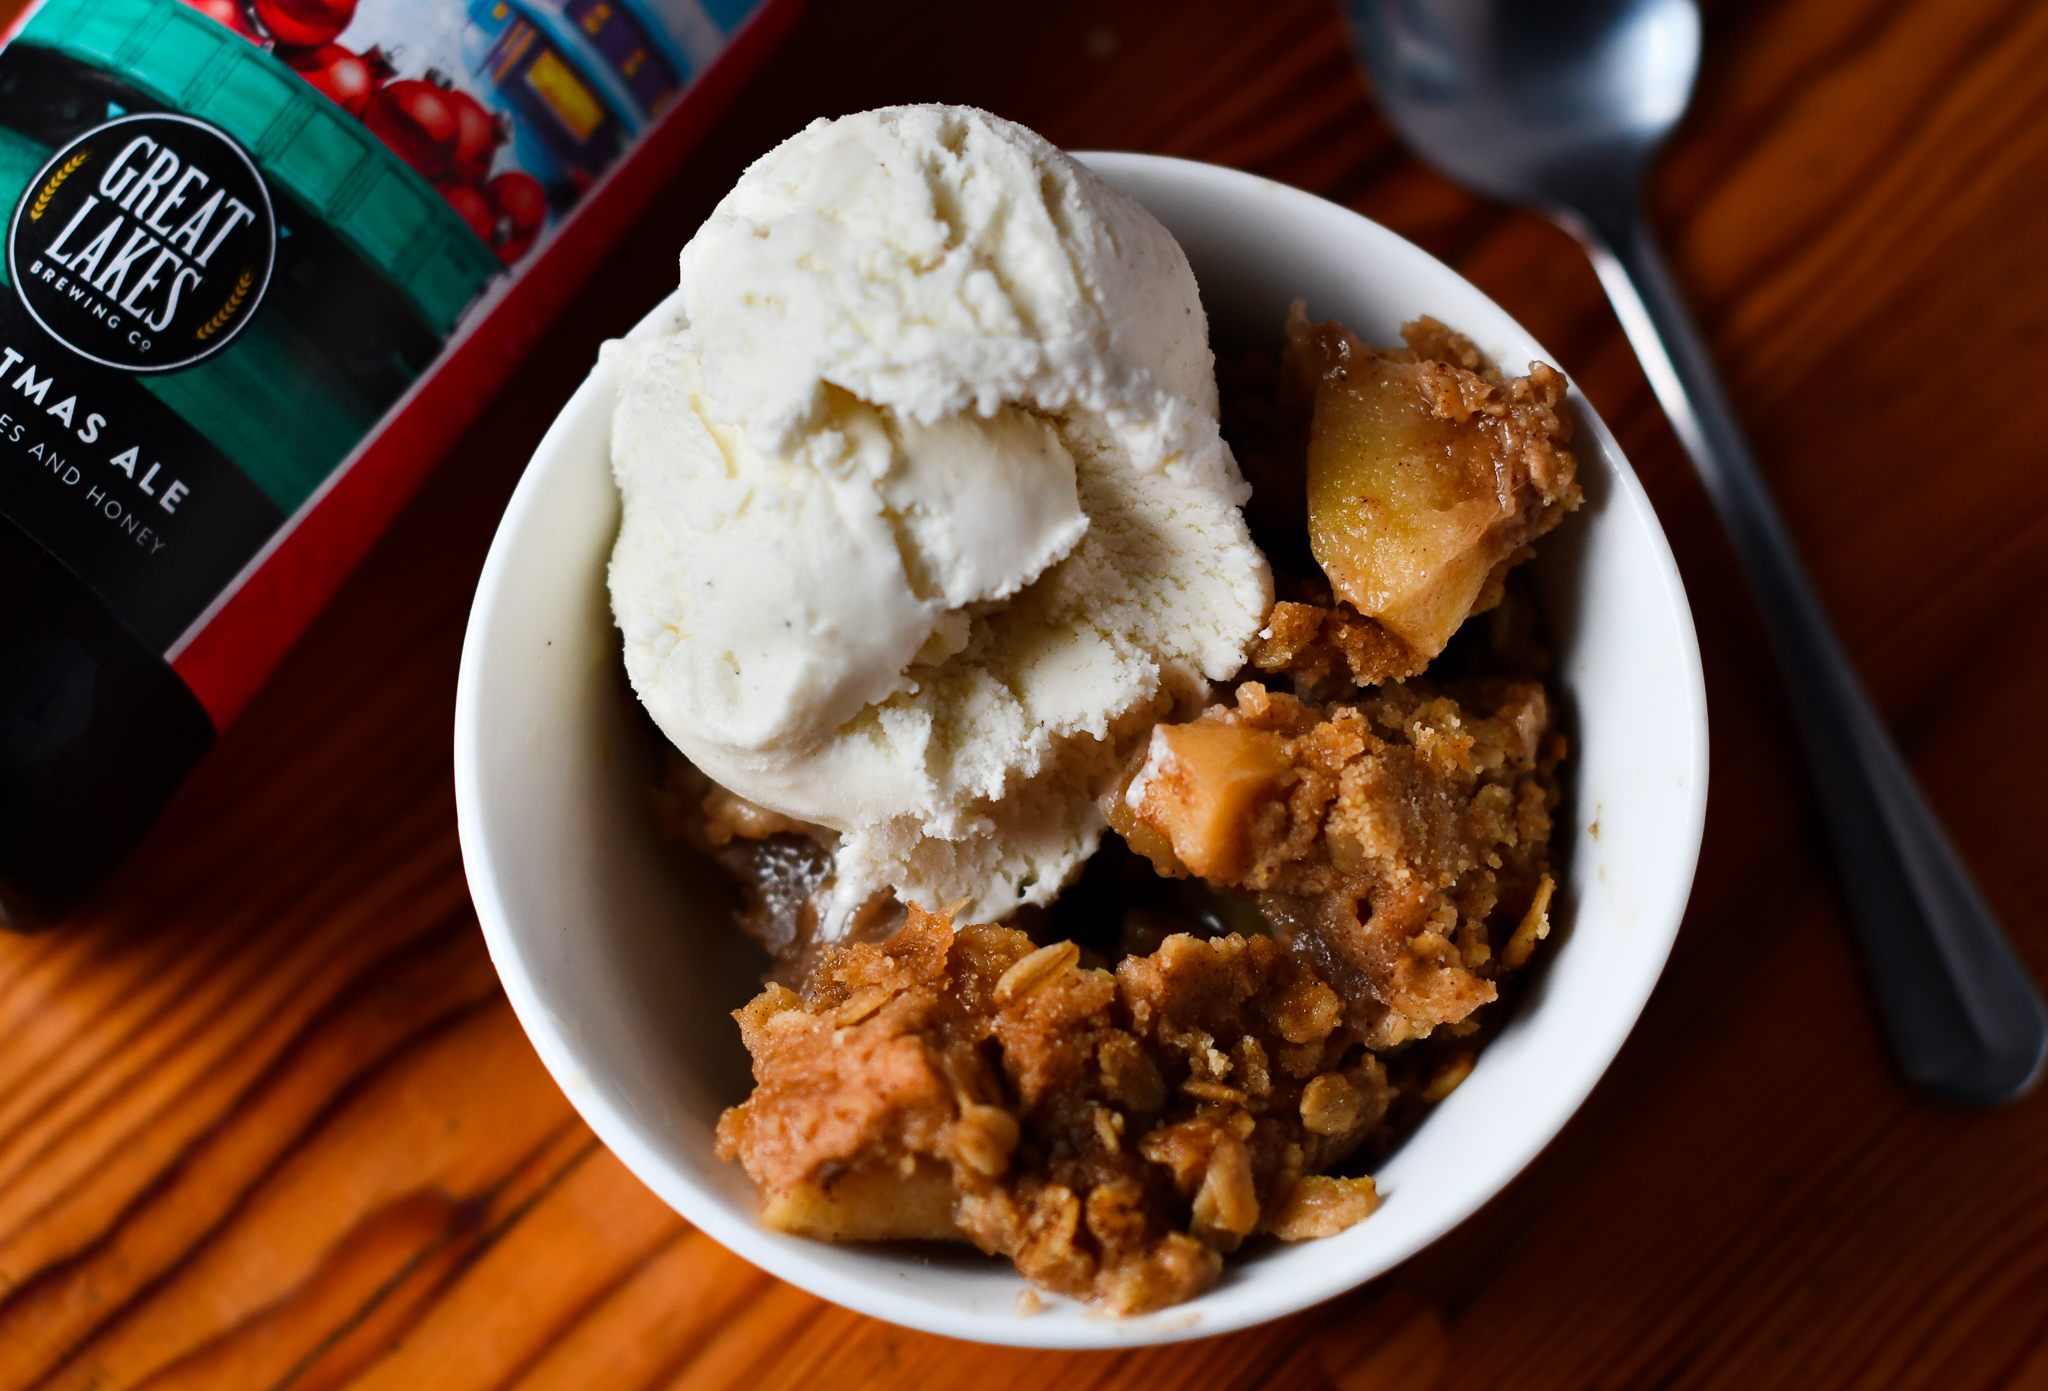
<box><xmin>608</xmin><ymin>105</ymin><xmax>1270</xmax><ymax>927</ymax></box>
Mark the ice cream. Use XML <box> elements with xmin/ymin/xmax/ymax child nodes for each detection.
<box><xmin>607</xmin><ymin>105</ymin><xmax>1270</xmax><ymax>927</ymax></box>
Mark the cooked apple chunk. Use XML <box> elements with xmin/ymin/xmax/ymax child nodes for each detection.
<box><xmin>1288</xmin><ymin>304</ymin><xmax>1581</xmax><ymax>657</ymax></box>
<box><xmin>1118</xmin><ymin>720</ymin><xmax>1294</xmax><ymax>881</ymax></box>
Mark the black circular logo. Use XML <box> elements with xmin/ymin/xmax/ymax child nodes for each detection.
<box><xmin>8</xmin><ymin>113</ymin><xmax>276</xmax><ymax>374</ymax></box>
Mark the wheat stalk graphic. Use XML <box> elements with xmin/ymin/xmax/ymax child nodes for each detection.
<box><xmin>29</xmin><ymin>151</ymin><xmax>89</xmax><ymax>222</ymax></box>
<box><xmin>196</xmin><ymin>268</ymin><xmax>253</xmax><ymax>340</ymax></box>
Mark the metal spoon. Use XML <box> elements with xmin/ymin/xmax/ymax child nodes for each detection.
<box><xmin>1342</xmin><ymin>0</ymin><xmax>2046</xmax><ymax>1105</ymax></box>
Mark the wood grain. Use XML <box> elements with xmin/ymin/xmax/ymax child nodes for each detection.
<box><xmin>4</xmin><ymin>0</ymin><xmax>2047</xmax><ymax>1386</ymax></box>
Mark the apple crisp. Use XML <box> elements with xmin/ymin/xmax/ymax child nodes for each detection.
<box><xmin>715</xmin><ymin>904</ymin><xmax>1387</xmax><ymax>1312</ymax></box>
<box><xmin>682</xmin><ymin>307</ymin><xmax>1579</xmax><ymax>1314</ymax></box>
<box><xmin>1111</xmin><ymin>672</ymin><xmax>1562</xmax><ymax>1051</ymax></box>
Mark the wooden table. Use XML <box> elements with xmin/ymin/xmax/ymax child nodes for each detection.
<box><xmin>5</xmin><ymin>0</ymin><xmax>2047</xmax><ymax>1386</ymax></box>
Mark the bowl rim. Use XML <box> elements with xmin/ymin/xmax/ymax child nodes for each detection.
<box><xmin>454</xmin><ymin>150</ymin><xmax>1710</xmax><ymax>1349</ymax></box>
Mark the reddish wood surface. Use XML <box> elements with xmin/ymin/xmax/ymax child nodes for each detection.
<box><xmin>6</xmin><ymin>1</ymin><xmax>2048</xmax><ymax>1387</ymax></box>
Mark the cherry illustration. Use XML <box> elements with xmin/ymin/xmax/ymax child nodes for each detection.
<box><xmin>250</xmin><ymin>0</ymin><xmax>355</xmax><ymax>48</ymax></box>
<box><xmin>362</xmin><ymin>78</ymin><xmax>460</xmax><ymax>180</ymax></box>
<box><xmin>180</xmin><ymin>0</ymin><xmax>261</xmax><ymax>40</ymax></box>
<box><xmin>278</xmin><ymin>43</ymin><xmax>378</xmax><ymax>115</ymax></box>
<box><xmin>486</xmin><ymin>171</ymin><xmax>546</xmax><ymax>264</ymax></box>
<box><xmin>436</xmin><ymin>78</ymin><xmax>507</xmax><ymax>186</ymax></box>
<box><xmin>438</xmin><ymin>182</ymin><xmax>497</xmax><ymax>243</ymax></box>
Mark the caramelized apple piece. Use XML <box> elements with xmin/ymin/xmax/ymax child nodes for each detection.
<box><xmin>758</xmin><ymin>1158</ymin><xmax>964</xmax><ymax>1241</ymax></box>
<box><xmin>1291</xmin><ymin>306</ymin><xmax>1580</xmax><ymax>657</ymax></box>
<box><xmin>1122</xmin><ymin>720</ymin><xmax>1293</xmax><ymax>881</ymax></box>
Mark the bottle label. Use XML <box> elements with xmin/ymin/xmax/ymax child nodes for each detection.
<box><xmin>0</xmin><ymin>0</ymin><xmax>769</xmax><ymax>660</ymax></box>
<box><xmin>0</xmin><ymin>108</ymin><xmax>287</xmax><ymax>648</ymax></box>
<box><xmin>12</xmin><ymin>113</ymin><xmax>277</xmax><ymax>371</ymax></box>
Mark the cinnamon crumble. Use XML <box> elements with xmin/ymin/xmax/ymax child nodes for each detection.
<box><xmin>676</xmin><ymin>306</ymin><xmax>1580</xmax><ymax>1313</ymax></box>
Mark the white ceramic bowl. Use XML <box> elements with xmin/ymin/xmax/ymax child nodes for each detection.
<box><xmin>454</xmin><ymin>153</ymin><xmax>1709</xmax><ymax>1348</ymax></box>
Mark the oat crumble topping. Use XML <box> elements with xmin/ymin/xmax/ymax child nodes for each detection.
<box><xmin>669</xmin><ymin>309</ymin><xmax>1581</xmax><ymax>1312</ymax></box>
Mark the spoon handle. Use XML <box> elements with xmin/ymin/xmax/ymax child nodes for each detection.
<box><xmin>1560</xmin><ymin>205</ymin><xmax>2046</xmax><ymax>1105</ymax></box>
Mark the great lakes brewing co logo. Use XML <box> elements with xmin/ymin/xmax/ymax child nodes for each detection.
<box><xmin>8</xmin><ymin>113</ymin><xmax>276</xmax><ymax>373</ymax></box>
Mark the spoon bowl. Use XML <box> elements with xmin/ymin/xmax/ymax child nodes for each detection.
<box><xmin>1350</xmin><ymin>0</ymin><xmax>1699</xmax><ymax>220</ymax></box>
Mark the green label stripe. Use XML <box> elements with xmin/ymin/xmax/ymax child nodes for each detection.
<box><xmin>20</xmin><ymin>0</ymin><xmax>500</xmax><ymax>336</ymax></box>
